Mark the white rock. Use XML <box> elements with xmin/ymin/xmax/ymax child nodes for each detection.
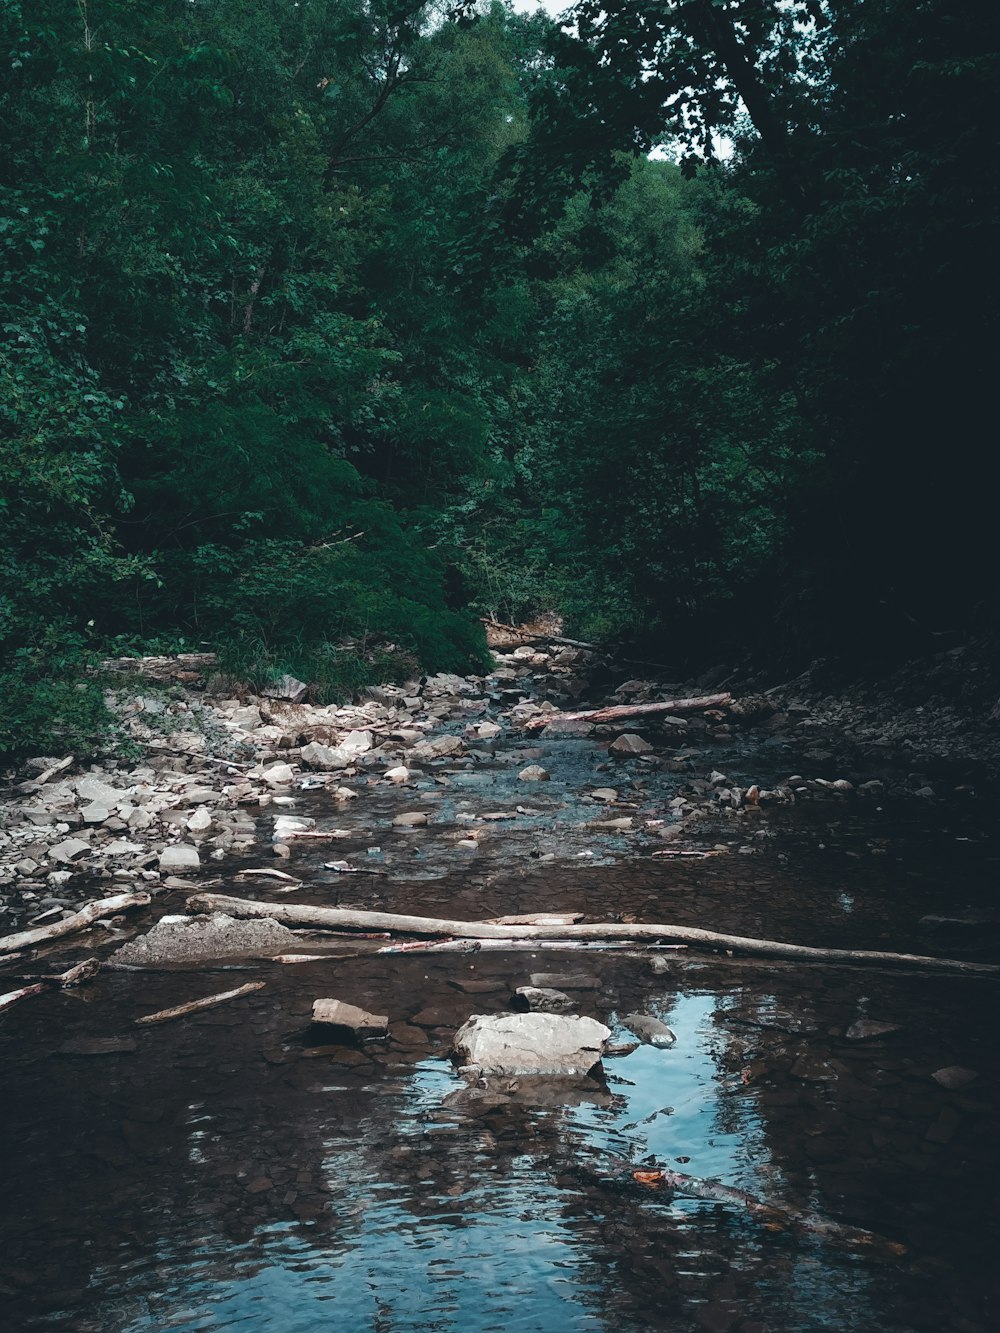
<box><xmin>232</xmin><ymin>705</ymin><xmax>263</xmax><ymax>730</ymax></box>
<box><xmin>476</xmin><ymin>721</ymin><xmax>503</xmax><ymax>741</ymax></box>
<box><xmin>274</xmin><ymin>815</ymin><xmax>315</xmax><ymax>839</ymax></box>
<box><xmin>339</xmin><ymin>729</ymin><xmax>373</xmax><ymax>756</ymax></box>
<box><xmin>262</xmin><ymin>674</ymin><xmax>308</xmax><ymax>703</ymax></box>
<box><xmin>76</xmin><ymin>775</ymin><xmax>127</xmax><ymax>807</ymax></box>
<box><xmin>80</xmin><ymin>802</ymin><xmax>110</xmax><ymax>824</ymax></box>
<box><xmin>384</xmin><ymin>766</ymin><xmax>411</xmax><ymax>783</ymax></box>
<box><xmin>518</xmin><ymin>765</ymin><xmax>550</xmax><ymax>782</ymax></box>
<box><xmin>609</xmin><ymin>734</ymin><xmax>653</xmax><ymax>757</ymax></box>
<box><xmin>48</xmin><ymin>837</ymin><xmax>92</xmax><ymax>863</ymax></box>
<box><xmin>158</xmin><ymin>844</ymin><xmax>200</xmax><ymax>874</ymax></box>
<box><xmin>393</xmin><ymin>811</ymin><xmax>429</xmax><ymax>827</ymax></box>
<box><xmin>262</xmin><ymin>762</ymin><xmax>295</xmax><ymax>786</ymax></box>
<box><xmin>333</xmin><ymin>787</ymin><xmax>357</xmax><ymax>801</ymax></box>
<box><xmin>299</xmin><ymin>742</ymin><xmax>348</xmax><ymax>771</ymax></box>
<box><xmin>187</xmin><ymin>806</ymin><xmax>213</xmax><ymax>834</ymax></box>
<box><xmin>451</xmin><ymin>1013</ymin><xmax>611</xmax><ymax>1077</ymax></box>
<box><xmin>409</xmin><ymin>734</ymin><xmax>465</xmax><ymax>762</ymax></box>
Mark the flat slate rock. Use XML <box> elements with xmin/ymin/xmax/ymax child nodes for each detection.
<box><xmin>845</xmin><ymin>1019</ymin><xmax>903</xmax><ymax>1041</ymax></box>
<box><xmin>57</xmin><ymin>1036</ymin><xmax>138</xmax><ymax>1056</ymax></box>
<box><xmin>452</xmin><ymin>1012</ymin><xmax>610</xmax><ymax>1078</ymax></box>
<box><xmin>529</xmin><ymin>972</ymin><xmax>602</xmax><ymax>991</ymax></box>
<box><xmin>447</xmin><ymin>978</ymin><xmax>508</xmax><ymax>995</ymax></box>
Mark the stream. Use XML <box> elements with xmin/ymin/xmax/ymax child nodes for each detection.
<box><xmin>1</xmin><ymin>703</ymin><xmax>998</xmax><ymax>1332</ymax></box>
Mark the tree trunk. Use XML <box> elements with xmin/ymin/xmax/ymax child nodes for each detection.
<box><xmin>185</xmin><ymin>894</ymin><xmax>999</xmax><ymax>976</ymax></box>
<box><xmin>522</xmin><ymin>693</ymin><xmax>731</xmax><ymax>730</ymax></box>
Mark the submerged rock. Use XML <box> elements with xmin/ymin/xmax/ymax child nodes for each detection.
<box><xmin>510</xmin><ymin>986</ymin><xmax>576</xmax><ymax>1014</ymax></box>
<box><xmin>622</xmin><ymin>1012</ymin><xmax>677</xmax><ymax>1047</ymax></box>
<box><xmin>451</xmin><ymin>1013</ymin><xmax>610</xmax><ymax>1077</ymax></box>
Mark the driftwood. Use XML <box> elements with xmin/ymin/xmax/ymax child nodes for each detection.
<box><xmin>0</xmin><ymin>892</ymin><xmax>151</xmax><ymax>957</ymax></box>
<box><xmin>0</xmin><ymin>957</ymin><xmax>102</xmax><ymax>1014</ymax></box>
<box><xmin>135</xmin><ymin>980</ymin><xmax>265</xmax><ymax>1026</ymax></box>
<box><xmin>522</xmin><ymin>693</ymin><xmax>732</xmax><ymax>731</ymax></box>
<box><xmin>0</xmin><ymin>982</ymin><xmax>48</xmax><ymax>1014</ymax></box>
<box><xmin>185</xmin><ymin>893</ymin><xmax>998</xmax><ymax>975</ymax></box>
<box><xmin>624</xmin><ymin>1162</ymin><xmax>906</xmax><ymax>1259</ymax></box>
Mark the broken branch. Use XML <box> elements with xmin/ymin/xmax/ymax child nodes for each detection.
<box><xmin>522</xmin><ymin>693</ymin><xmax>732</xmax><ymax>730</ymax></box>
<box><xmin>184</xmin><ymin>894</ymin><xmax>998</xmax><ymax>975</ymax></box>
<box><xmin>135</xmin><ymin>980</ymin><xmax>265</xmax><ymax>1026</ymax></box>
<box><xmin>0</xmin><ymin>892</ymin><xmax>151</xmax><ymax>957</ymax></box>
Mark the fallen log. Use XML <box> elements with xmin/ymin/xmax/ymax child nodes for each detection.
<box><xmin>0</xmin><ymin>892</ymin><xmax>151</xmax><ymax>957</ymax></box>
<box><xmin>0</xmin><ymin>982</ymin><xmax>48</xmax><ymax>1014</ymax></box>
<box><xmin>185</xmin><ymin>893</ymin><xmax>999</xmax><ymax>975</ymax></box>
<box><xmin>522</xmin><ymin>693</ymin><xmax>732</xmax><ymax>731</ymax></box>
<box><xmin>624</xmin><ymin>1162</ymin><xmax>906</xmax><ymax>1259</ymax></box>
<box><xmin>0</xmin><ymin>957</ymin><xmax>102</xmax><ymax>1014</ymax></box>
<box><xmin>135</xmin><ymin>980</ymin><xmax>265</xmax><ymax>1026</ymax></box>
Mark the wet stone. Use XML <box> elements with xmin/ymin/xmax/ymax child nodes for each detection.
<box><xmin>57</xmin><ymin>1037</ymin><xmax>138</xmax><ymax>1056</ymax></box>
<box><xmin>931</xmin><ymin>1065</ymin><xmax>979</xmax><ymax>1089</ymax></box>
<box><xmin>530</xmin><ymin>972</ymin><xmax>602</xmax><ymax>991</ymax></box>
<box><xmin>312</xmin><ymin>998</ymin><xmax>388</xmax><ymax>1039</ymax></box>
<box><xmin>622</xmin><ymin>1012</ymin><xmax>677</xmax><ymax>1048</ymax></box>
<box><xmin>845</xmin><ymin>1019</ymin><xmax>903</xmax><ymax>1041</ymax></box>
<box><xmin>510</xmin><ymin>986</ymin><xmax>576</xmax><ymax>1014</ymax></box>
<box><xmin>447</xmin><ymin>978</ymin><xmax>508</xmax><ymax>995</ymax></box>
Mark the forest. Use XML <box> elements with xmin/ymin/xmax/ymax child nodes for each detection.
<box><xmin>2</xmin><ymin>0</ymin><xmax>997</xmax><ymax>754</ymax></box>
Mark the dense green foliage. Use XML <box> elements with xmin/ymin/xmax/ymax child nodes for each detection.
<box><xmin>2</xmin><ymin>0</ymin><xmax>995</xmax><ymax>751</ymax></box>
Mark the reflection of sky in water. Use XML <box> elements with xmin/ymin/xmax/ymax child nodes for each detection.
<box><xmin>104</xmin><ymin>990</ymin><xmax>876</xmax><ymax>1333</ymax></box>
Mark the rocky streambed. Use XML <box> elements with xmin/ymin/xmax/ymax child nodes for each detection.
<box><xmin>1</xmin><ymin>643</ymin><xmax>998</xmax><ymax>1332</ymax></box>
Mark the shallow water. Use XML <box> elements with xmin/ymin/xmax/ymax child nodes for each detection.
<box><xmin>2</xmin><ymin>726</ymin><xmax>998</xmax><ymax>1332</ymax></box>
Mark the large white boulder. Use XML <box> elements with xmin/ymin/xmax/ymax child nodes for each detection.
<box><xmin>451</xmin><ymin>1013</ymin><xmax>610</xmax><ymax>1077</ymax></box>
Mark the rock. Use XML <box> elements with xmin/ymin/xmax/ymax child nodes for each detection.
<box><xmin>476</xmin><ymin>721</ymin><xmax>502</xmax><ymax>741</ymax></box>
<box><xmin>80</xmin><ymin>802</ymin><xmax>111</xmax><ymax>824</ymax></box>
<box><xmin>393</xmin><ymin>811</ymin><xmax>429</xmax><ymax>827</ymax></box>
<box><xmin>609</xmin><ymin>733</ymin><xmax>653</xmax><ymax>757</ymax></box>
<box><xmin>103</xmin><ymin>838</ymin><xmax>145</xmax><ymax>857</ymax></box>
<box><xmin>622</xmin><ymin>1012</ymin><xmax>677</xmax><ymax>1047</ymax></box>
<box><xmin>312</xmin><ymin>998</ymin><xmax>388</xmax><ymax>1038</ymax></box>
<box><xmin>451</xmin><ymin>1013</ymin><xmax>611</xmax><ymax>1077</ymax></box>
<box><xmin>158</xmin><ymin>844</ymin><xmax>200</xmax><ymax>874</ymax></box>
<box><xmin>48</xmin><ymin>837</ymin><xmax>91</xmax><ymax>863</ymax></box>
<box><xmin>273</xmin><ymin>815</ymin><xmax>315</xmax><ymax>840</ymax></box>
<box><xmin>76</xmin><ymin>775</ymin><xmax>128</xmax><ymax>807</ymax></box>
<box><xmin>111</xmin><ymin>912</ymin><xmax>297</xmax><ymax>964</ymax></box>
<box><xmin>530</xmin><ymin>972</ymin><xmax>602</xmax><ymax>991</ymax></box>
<box><xmin>299</xmin><ymin>742</ymin><xmax>350</xmax><ymax>771</ymax></box>
<box><xmin>262</xmin><ymin>674</ymin><xmax>308</xmax><ymax>704</ymax></box>
<box><xmin>408</xmin><ymin>734</ymin><xmax>465</xmax><ymax>763</ymax></box>
<box><xmin>518</xmin><ymin>765</ymin><xmax>550</xmax><ymax>782</ymax></box>
<box><xmin>231</xmin><ymin>705</ymin><xmax>262</xmax><ymax>730</ymax></box>
<box><xmin>589</xmin><ymin>788</ymin><xmax>618</xmax><ymax>802</ymax></box>
<box><xmin>339</xmin><ymin>729</ymin><xmax>373</xmax><ymax>756</ymax></box>
<box><xmin>262</xmin><ymin>762</ymin><xmax>296</xmax><ymax>786</ymax></box>
<box><xmin>333</xmin><ymin>786</ymin><xmax>357</xmax><ymax>801</ymax></box>
<box><xmin>57</xmin><ymin>1037</ymin><xmax>138</xmax><ymax>1056</ymax></box>
<box><xmin>186</xmin><ymin>806</ymin><xmax>212</xmax><ymax>834</ymax></box>
<box><xmin>510</xmin><ymin>986</ymin><xmax>576</xmax><ymax>1014</ymax></box>
<box><xmin>931</xmin><ymin>1065</ymin><xmax>979</xmax><ymax>1089</ymax></box>
<box><xmin>384</xmin><ymin>766</ymin><xmax>411</xmax><ymax>783</ymax></box>
<box><xmin>845</xmin><ymin>1019</ymin><xmax>903</xmax><ymax>1041</ymax></box>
